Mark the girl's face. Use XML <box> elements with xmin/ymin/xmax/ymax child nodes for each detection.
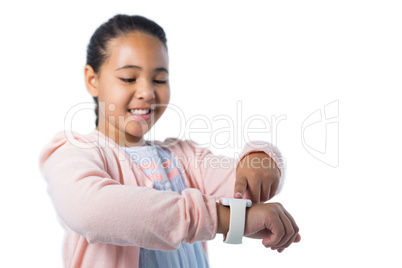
<box><xmin>85</xmin><ymin>32</ymin><xmax>170</xmax><ymax>147</ymax></box>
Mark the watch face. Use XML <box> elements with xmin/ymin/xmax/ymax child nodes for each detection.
<box><xmin>220</xmin><ymin>198</ymin><xmax>231</xmax><ymax>206</ymax></box>
<box><xmin>220</xmin><ymin>198</ymin><xmax>252</xmax><ymax>207</ymax></box>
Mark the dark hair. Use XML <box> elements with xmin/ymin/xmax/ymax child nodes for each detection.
<box><xmin>86</xmin><ymin>14</ymin><xmax>168</xmax><ymax>127</ymax></box>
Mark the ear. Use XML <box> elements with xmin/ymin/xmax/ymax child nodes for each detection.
<box><xmin>84</xmin><ymin>65</ymin><xmax>99</xmax><ymax>97</ymax></box>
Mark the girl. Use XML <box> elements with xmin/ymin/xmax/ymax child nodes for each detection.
<box><xmin>38</xmin><ymin>14</ymin><xmax>300</xmax><ymax>268</ymax></box>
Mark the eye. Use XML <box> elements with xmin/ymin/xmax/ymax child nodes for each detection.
<box><xmin>154</xmin><ymin>80</ymin><xmax>167</xmax><ymax>84</ymax></box>
<box><xmin>120</xmin><ymin>78</ymin><xmax>136</xmax><ymax>83</ymax></box>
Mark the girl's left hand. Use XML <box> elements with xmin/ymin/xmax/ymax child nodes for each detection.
<box><xmin>234</xmin><ymin>152</ymin><xmax>280</xmax><ymax>204</ymax></box>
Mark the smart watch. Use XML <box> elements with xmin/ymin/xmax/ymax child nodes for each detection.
<box><xmin>220</xmin><ymin>198</ymin><xmax>252</xmax><ymax>244</ymax></box>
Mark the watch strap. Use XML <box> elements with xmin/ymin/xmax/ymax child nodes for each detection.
<box><xmin>223</xmin><ymin>198</ymin><xmax>248</xmax><ymax>244</ymax></box>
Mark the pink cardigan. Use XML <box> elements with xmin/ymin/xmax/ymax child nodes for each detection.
<box><xmin>38</xmin><ymin>129</ymin><xmax>285</xmax><ymax>268</ymax></box>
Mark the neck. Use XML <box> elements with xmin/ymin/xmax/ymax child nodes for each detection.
<box><xmin>96</xmin><ymin>120</ymin><xmax>147</xmax><ymax>147</ymax></box>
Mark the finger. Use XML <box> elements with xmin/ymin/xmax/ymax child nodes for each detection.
<box><xmin>269</xmin><ymin>180</ymin><xmax>279</xmax><ymax>200</ymax></box>
<box><xmin>275</xmin><ymin>234</ymin><xmax>300</xmax><ymax>252</ymax></box>
<box><xmin>242</xmin><ymin>191</ymin><xmax>251</xmax><ymax>201</ymax></box>
<box><xmin>274</xmin><ymin>209</ymin><xmax>295</xmax><ymax>249</ymax></box>
<box><xmin>294</xmin><ymin>233</ymin><xmax>301</xmax><ymax>243</ymax></box>
<box><xmin>270</xmin><ymin>247</ymin><xmax>283</xmax><ymax>252</ymax></box>
<box><xmin>282</xmin><ymin>208</ymin><xmax>300</xmax><ymax>239</ymax></box>
<box><xmin>279</xmin><ymin>209</ymin><xmax>300</xmax><ymax>249</ymax></box>
<box><xmin>262</xmin><ymin>214</ymin><xmax>285</xmax><ymax>247</ymax></box>
<box><xmin>234</xmin><ymin>176</ymin><xmax>247</xmax><ymax>198</ymax></box>
<box><xmin>261</xmin><ymin>181</ymin><xmax>271</xmax><ymax>203</ymax></box>
<box><xmin>247</xmin><ymin>181</ymin><xmax>261</xmax><ymax>204</ymax></box>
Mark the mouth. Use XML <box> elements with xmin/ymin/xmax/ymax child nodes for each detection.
<box><xmin>128</xmin><ymin>108</ymin><xmax>153</xmax><ymax>115</ymax></box>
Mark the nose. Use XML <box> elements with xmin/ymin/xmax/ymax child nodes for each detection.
<box><xmin>135</xmin><ymin>80</ymin><xmax>155</xmax><ymax>101</ymax></box>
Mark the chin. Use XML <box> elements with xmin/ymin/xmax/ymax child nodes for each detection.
<box><xmin>126</xmin><ymin>126</ymin><xmax>151</xmax><ymax>138</ymax></box>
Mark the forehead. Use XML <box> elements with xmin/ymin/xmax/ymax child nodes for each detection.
<box><xmin>105</xmin><ymin>31</ymin><xmax>168</xmax><ymax>69</ymax></box>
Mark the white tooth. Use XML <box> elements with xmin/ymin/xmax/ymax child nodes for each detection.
<box><xmin>130</xmin><ymin>109</ymin><xmax>150</xmax><ymax>115</ymax></box>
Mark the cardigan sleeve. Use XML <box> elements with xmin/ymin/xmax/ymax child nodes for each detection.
<box><xmin>38</xmin><ymin>132</ymin><xmax>218</xmax><ymax>250</ymax></box>
<box><xmin>170</xmin><ymin>139</ymin><xmax>286</xmax><ymax>199</ymax></box>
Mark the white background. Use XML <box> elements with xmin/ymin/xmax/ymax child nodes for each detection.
<box><xmin>1</xmin><ymin>0</ymin><xmax>401</xmax><ymax>267</ymax></box>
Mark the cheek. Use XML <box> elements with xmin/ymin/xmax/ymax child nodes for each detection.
<box><xmin>166</xmin><ymin>89</ymin><xmax>171</xmax><ymax>103</ymax></box>
<box><xmin>99</xmin><ymin>82</ymin><xmax>130</xmax><ymax>108</ymax></box>
<box><xmin>155</xmin><ymin>89</ymin><xmax>170</xmax><ymax>116</ymax></box>
<box><xmin>159</xmin><ymin>87</ymin><xmax>170</xmax><ymax>104</ymax></box>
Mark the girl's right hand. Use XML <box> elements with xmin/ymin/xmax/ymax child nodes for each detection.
<box><xmin>244</xmin><ymin>202</ymin><xmax>301</xmax><ymax>253</ymax></box>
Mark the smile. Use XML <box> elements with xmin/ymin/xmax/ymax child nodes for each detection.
<box><xmin>129</xmin><ymin>109</ymin><xmax>151</xmax><ymax>115</ymax></box>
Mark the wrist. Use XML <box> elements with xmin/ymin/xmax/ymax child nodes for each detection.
<box><xmin>219</xmin><ymin>198</ymin><xmax>252</xmax><ymax>244</ymax></box>
<box><xmin>244</xmin><ymin>204</ymin><xmax>252</xmax><ymax>236</ymax></box>
<box><xmin>216</xmin><ymin>203</ymin><xmax>230</xmax><ymax>237</ymax></box>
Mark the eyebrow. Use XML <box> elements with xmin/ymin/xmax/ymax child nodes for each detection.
<box><xmin>115</xmin><ymin>65</ymin><xmax>169</xmax><ymax>74</ymax></box>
